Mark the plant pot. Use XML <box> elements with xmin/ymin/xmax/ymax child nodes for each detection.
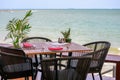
<box><xmin>65</xmin><ymin>38</ymin><xmax>72</xmax><ymax>43</ymax></box>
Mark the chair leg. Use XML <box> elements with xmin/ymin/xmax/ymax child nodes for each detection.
<box><xmin>32</xmin><ymin>76</ymin><xmax>35</xmax><ymax>80</ymax></box>
<box><xmin>92</xmin><ymin>73</ymin><xmax>95</xmax><ymax>80</ymax></box>
<box><xmin>1</xmin><ymin>77</ymin><xmax>4</xmax><ymax>80</ymax></box>
<box><xmin>25</xmin><ymin>77</ymin><xmax>29</xmax><ymax>80</ymax></box>
<box><xmin>33</xmin><ymin>70</ymin><xmax>37</xmax><ymax>80</ymax></box>
<box><xmin>99</xmin><ymin>72</ymin><xmax>103</xmax><ymax>80</ymax></box>
<box><xmin>34</xmin><ymin>69</ymin><xmax>38</xmax><ymax>78</ymax></box>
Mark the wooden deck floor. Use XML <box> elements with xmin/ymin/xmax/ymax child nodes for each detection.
<box><xmin>86</xmin><ymin>74</ymin><xmax>115</xmax><ymax>80</ymax></box>
<box><xmin>0</xmin><ymin>74</ymin><xmax>115</xmax><ymax>80</ymax></box>
<box><xmin>8</xmin><ymin>74</ymin><xmax>115</xmax><ymax>80</ymax></box>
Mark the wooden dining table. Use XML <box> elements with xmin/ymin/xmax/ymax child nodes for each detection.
<box><xmin>21</xmin><ymin>42</ymin><xmax>92</xmax><ymax>56</ymax></box>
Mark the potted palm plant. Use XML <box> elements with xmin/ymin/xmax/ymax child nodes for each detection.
<box><xmin>5</xmin><ymin>10</ymin><xmax>32</xmax><ymax>48</ymax></box>
<box><xmin>61</xmin><ymin>28</ymin><xmax>72</xmax><ymax>43</ymax></box>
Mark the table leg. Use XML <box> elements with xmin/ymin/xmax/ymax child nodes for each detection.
<box><xmin>116</xmin><ymin>62</ymin><xmax>120</xmax><ymax>80</ymax></box>
<box><xmin>68</xmin><ymin>52</ymin><xmax>72</xmax><ymax>56</ymax></box>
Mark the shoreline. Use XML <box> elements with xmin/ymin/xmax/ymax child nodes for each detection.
<box><xmin>109</xmin><ymin>47</ymin><xmax>120</xmax><ymax>55</ymax></box>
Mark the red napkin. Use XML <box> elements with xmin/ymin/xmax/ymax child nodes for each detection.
<box><xmin>48</xmin><ymin>47</ymin><xmax>63</xmax><ymax>50</ymax></box>
<box><xmin>23</xmin><ymin>42</ymin><xmax>33</xmax><ymax>48</ymax></box>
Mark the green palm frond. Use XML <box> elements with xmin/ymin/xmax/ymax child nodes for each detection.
<box><xmin>5</xmin><ymin>10</ymin><xmax>32</xmax><ymax>48</ymax></box>
<box><xmin>61</xmin><ymin>28</ymin><xmax>71</xmax><ymax>39</ymax></box>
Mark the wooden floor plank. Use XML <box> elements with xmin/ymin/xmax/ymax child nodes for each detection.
<box><xmin>0</xmin><ymin>72</ymin><xmax>115</xmax><ymax>80</ymax></box>
<box><xmin>86</xmin><ymin>74</ymin><xmax>115</xmax><ymax>80</ymax></box>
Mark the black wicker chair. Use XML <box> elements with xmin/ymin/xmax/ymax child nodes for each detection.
<box><xmin>0</xmin><ymin>51</ymin><xmax>34</xmax><ymax>80</ymax></box>
<box><xmin>41</xmin><ymin>56</ymin><xmax>91</xmax><ymax>80</ymax></box>
<box><xmin>0</xmin><ymin>46</ymin><xmax>38</xmax><ymax>79</ymax></box>
<box><xmin>21</xmin><ymin>37</ymin><xmax>54</xmax><ymax>65</ymax></box>
<box><xmin>21</xmin><ymin>37</ymin><xmax>56</xmax><ymax>76</ymax></box>
<box><xmin>21</xmin><ymin>37</ymin><xmax>52</xmax><ymax>43</ymax></box>
<box><xmin>82</xmin><ymin>41</ymin><xmax>111</xmax><ymax>80</ymax></box>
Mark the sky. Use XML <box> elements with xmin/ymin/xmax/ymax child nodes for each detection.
<box><xmin>0</xmin><ymin>0</ymin><xmax>120</xmax><ymax>9</ymax></box>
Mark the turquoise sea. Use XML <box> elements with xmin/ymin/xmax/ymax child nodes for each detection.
<box><xmin>0</xmin><ymin>9</ymin><xmax>120</xmax><ymax>54</ymax></box>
